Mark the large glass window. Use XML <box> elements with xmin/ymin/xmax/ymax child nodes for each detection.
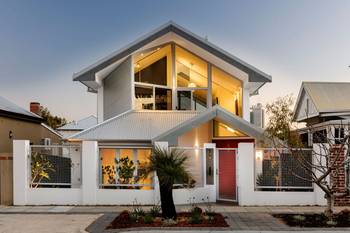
<box><xmin>134</xmin><ymin>44</ymin><xmax>172</xmax><ymax>87</ymax></box>
<box><xmin>177</xmin><ymin>90</ymin><xmax>207</xmax><ymax>111</ymax></box>
<box><xmin>99</xmin><ymin>148</ymin><xmax>153</xmax><ymax>189</ymax></box>
<box><xmin>176</xmin><ymin>46</ymin><xmax>208</xmax><ymax>88</ymax></box>
<box><xmin>155</xmin><ymin>88</ymin><xmax>172</xmax><ymax>110</ymax></box>
<box><xmin>212</xmin><ymin>66</ymin><xmax>242</xmax><ymax>116</ymax></box>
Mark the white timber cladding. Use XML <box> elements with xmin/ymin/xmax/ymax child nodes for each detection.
<box><xmin>103</xmin><ymin>56</ymin><xmax>133</xmax><ymax>121</ymax></box>
<box><xmin>295</xmin><ymin>90</ymin><xmax>318</xmax><ymax>121</ymax></box>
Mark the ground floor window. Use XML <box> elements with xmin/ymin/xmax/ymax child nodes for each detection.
<box><xmin>99</xmin><ymin>148</ymin><xmax>153</xmax><ymax>190</ymax></box>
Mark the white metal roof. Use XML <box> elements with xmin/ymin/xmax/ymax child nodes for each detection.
<box><xmin>0</xmin><ymin>96</ymin><xmax>41</xmax><ymax>119</ymax></box>
<box><xmin>69</xmin><ymin>106</ymin><xmax>265</xmax><ymax>142</ymax></box>
<box><xmin>57</xmin><ymin>115</ymin><xmax>97</xmax><ymax>131</ymax></box>
<box><xmin>303</xmin><ymin>82</ymin><xmax>350</xmax><ymax>113</ymax></box>
<box><xmin>69</xmin><ymin>110</ymin><xmax>200</xmax><ymax>141</ymax></box>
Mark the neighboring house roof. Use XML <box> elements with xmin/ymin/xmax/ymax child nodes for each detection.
<box><xmin>57</xmin><ymin>115</ymin><xmax>97</xmax><ymax>131</ymax></box>
<box><xmin>73</xmin><ymin>21</ymin><xmax>271</xmax><ymax>85</ymax></box>
<box><xmin>0</xmin><ymin>96</ymin><xmax>42</xmax><ymax>122</ymax></box>
<box><xmin>293</xmin><ymin>82</ymin><xmax>350</xmax><ymax>121</ymax></box>
<box><xmin>69</xmin><ymin>106</ymin><xmax>264</xmax><ymax>143</ymax></box>
<box><xmin>41</xmin><ymin>123</ymin><xmax>63</xmax><ymax>138</ymax></box>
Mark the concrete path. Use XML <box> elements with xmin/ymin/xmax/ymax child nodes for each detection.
<box><xmin>0</xmin><ymin>214</ymin><xmax>100</xmax><ymax>233</ymax></box>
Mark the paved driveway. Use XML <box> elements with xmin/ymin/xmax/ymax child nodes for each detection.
<box><xmin>0</xmin><ymin>214</ymin><xmax>100</xmax><ymax>233</ymax></box>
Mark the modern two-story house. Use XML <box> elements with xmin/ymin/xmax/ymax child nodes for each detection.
<box><xmin>68</xmin><ymin>21</ymin><xmax>271</xmax><ymax>203</ymax></box>
<box><xmin>14</xmin><ymin>22</ymin><xmax>330</xmax><ymax>206</ymax></box>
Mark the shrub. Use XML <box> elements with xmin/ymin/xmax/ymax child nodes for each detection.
<box><xmin>150</xmin><ymin>205</ymin><xmax>161</xmax><ymax>217</ymax></box>
<box><xmin>189</xmin><ymin>212</ymin><xmax>202</xmax><ymax>224</ymax></box>
<box><xmin>334</xmin><ymin>209</ymin><xmax>350</xmax><ymax>226</ymax></box>
<box><xmin>143</xmin><ymin>214</ymin><xmax>154</xmax><ymax>224</ymax></box>
<box><xmin>190</xmin><ymin>206</ymin><xmax>203</xmax><ymax>215</ymax></box>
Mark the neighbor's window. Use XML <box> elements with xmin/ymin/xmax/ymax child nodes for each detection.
<box><xmin>345</xmin><ymin>164</ymin><xmax>350</xmax><ymax>190</ymax></box>
<box><xmin>334</xmin><ymin>127</ymin><xmax>345</xmax><ymax>144</ymax></box>
<box><xmin>99</xmin><ymin>148</ymin><xmax>153</xmax><ymax>189</ymax></box>
<box><xmin>312</xmin><ymin>129</ymin><xmax>327</xmax><ymax>143</ymax></box>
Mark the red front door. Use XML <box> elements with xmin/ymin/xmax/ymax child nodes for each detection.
<box><xmin>218</xmin><ymin>149</ymin><xmax>236</xmax><ymax>201</ymax></box>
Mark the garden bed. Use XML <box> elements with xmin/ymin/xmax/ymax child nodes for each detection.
<box><xmin>107</xmin><ymin>208</ymin><xmax>228</xmax><ymax>229</ymax></box>
<box><xmin>273</xmin><ymin>209</ymin><xmax>350</xmax><ymax>227</ymax></box>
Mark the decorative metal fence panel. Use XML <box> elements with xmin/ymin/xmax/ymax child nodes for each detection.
<box><xmin>255</xmin><ymin>148</ymin><xmax>313</xmax><ymax>191</ymax></box>
<box><xmin>30</xmin><ymin>144</ymin><xmax>81</xmax><ymax>188</ymax></box>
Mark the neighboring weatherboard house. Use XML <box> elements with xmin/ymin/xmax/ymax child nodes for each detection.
<box><xmin>0</xmin><ymin>96</ymin><xmax>61</xmax><ymax>205</ymax></box>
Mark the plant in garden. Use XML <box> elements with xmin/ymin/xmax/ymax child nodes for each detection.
<box><xmin>131</xmin><ymin>199</ymin><xmax>145</xmax><ymax>221</ymax></box>
<box><xmin>149</xmin><ymin>204</ymin><xmax>161</xmax><ymax>217</ymax></box>
<box><xmin>143</xmin><ymin>214</ymin><xmax>154</xmax><ymax>224</ymax></box>
<box><xmin>30</xmin><ymin>152</ymin><xmax>55</xmax><ymax>188</ymax></box>
<box><xmin>101</xmin><ymin>165</ymin><xmax>116</xmax><ymax>184</ymax></box>
<box><xmin>116</xmin><ymin>157</ymin><xmax>138</xmax><ymax>184</ymax></box>
<box><xmin>145</xmin><ymin>146</ymin><xmax>193</xmax><ymax>219</ymax></box>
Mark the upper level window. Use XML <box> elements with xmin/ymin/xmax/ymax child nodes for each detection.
<box><xmin>176</xmin><ymin>46</ymin><xmax>208</xmax><ymax>88</ymax></box>
<box><xmin>134</xmin><ymin>44</ymin><xmax>172</xmax><ymax>87</ymax></box>
<box><xmin>213</xmin><ymin>120</ymin><xmax>247</xmax><ymax>137</ymax></box>
<box><xmin>212</xmin><ymin>66</ymin><xmax>242</xmax><ymax>116</ymax></box>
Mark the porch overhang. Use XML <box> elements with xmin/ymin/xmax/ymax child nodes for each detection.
<box><xmin>152</xmin><ymin>105</ymin><xmax>265</xmax><ymax>143</ymax></box>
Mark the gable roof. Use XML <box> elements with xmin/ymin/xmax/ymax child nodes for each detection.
<box><xmin>293</xmin><ymin>82</ymin><xmax>350</xmax><ymax>121</ymax></box>
<box><xmin>73</xmin><ymin>21</ymin><xmax>271</xmax><ymax>84</ymax></box>
<box><xmin>57</xmin><ymin>115</ymin><xmax>97</xmax><ymax>131</ymax></box>
<box><xmin>0</xmin><ymin>96</ymin><xmax>42</xmax><ymax>122</ymax></box>
<box><xmin>153</xmin><ymin>105</ymin><xmax>264</xmax><ymax>143</ymax></box>
<box><xmin>69</xmin><ymin>106</ymin><xmax>264</xmax><ymax>143</ymax></box>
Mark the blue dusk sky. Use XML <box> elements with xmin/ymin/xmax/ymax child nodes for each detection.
<box><xmin>0</xmin><ymin>0</ymin><xmax>349</xmax><ymax>120</ymax></box>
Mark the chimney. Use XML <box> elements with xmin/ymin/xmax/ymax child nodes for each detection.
<box><xmin>30</xmin><ymin>102</ymin><xmax>41</xmax><ymax>115</ymax></box>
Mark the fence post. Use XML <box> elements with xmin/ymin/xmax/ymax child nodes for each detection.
<box><xmin>13</xmin><ymin>140</ymin><xmax>30</xmax><ymax>205</ymax></box>
<box><xmin>81</xmin><ymin>141</ymin><xmax>98</xmax><ymax>205</ymax></box>
<box><xmin>153</xmin><ymin>141</ymin><xmax>168</xmax><ymax>205</ymax></box>
<box><xmin>237</xmin><ymin>142</ymin><xmax>255</xmax><ymax>205</ymax></box>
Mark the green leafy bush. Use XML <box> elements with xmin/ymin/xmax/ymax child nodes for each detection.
<box><xmin>143</xmin><ymin>214</ymin><xmax>154</xmax><ymax>224</ymax></box>
<box><xmin>150</xmin><ymin>205</ymin><xmax>161</xmax><ymax>217</ymax></box>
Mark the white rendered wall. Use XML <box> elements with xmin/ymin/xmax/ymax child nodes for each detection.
<box><xmin>97</xmin><ymin>85</ymin><xmax>104</xmax><ymax>124</ymax></box>
<box><xmin>81</xmin><ymin>141</ymin><xmax>98</xmax><ymax>205</ymax></box>
<box><xmin>237</xmin><ymin>142</ymin><xmax>326</xmax><ymax>206</ymax></box>
<box><xmin>13</xmin><ymin>140</ymin><xmax>30</xmax><ymax>205</ymax></box>
<box><xmin>27</xmin><ymin>188</ymin><xmax>81</xmax><ymax>205</ymax></box>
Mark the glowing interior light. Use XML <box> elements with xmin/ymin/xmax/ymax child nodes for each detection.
<box><xmin>255</xmin><ymin>150</ymin><xmax>263</xmax><ymax>161</ymax></box>
<box><xmin>135</xmin><ymin>63</ymin><xmax>140</xmax><ymax>68</ymax></box>
<box><xmin>188</xmin><ymin>82</ymin><xmax>197</xmax><ymax>88</ymax></box>
<box><xmin>226</xmin><ymin>126</ymin><xmax>235</xmax><ymax>133</ymax></box>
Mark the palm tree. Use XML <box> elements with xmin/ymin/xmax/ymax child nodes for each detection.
<box><xmin>146</xmin><ymin>146</ymin><xmax>192</xmax><ymax>219</ymax></box>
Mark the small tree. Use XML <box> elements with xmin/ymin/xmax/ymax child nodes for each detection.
<box><xmin>265</xmin><ymin>95</ymin><xmax>350</xmax><ymax>219</ymax></box>
<box><xmin>145</xmin><ymin>147</ymin><xmax>193</xmax><ymax>219</ymax></box>
<box><xmin>30</xmin><ymin>152</ymin><xmax>55</xmax><ymax>188</ymax></box>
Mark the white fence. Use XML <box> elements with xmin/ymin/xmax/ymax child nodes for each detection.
<box><xmin>13</xmin><ymin>140</ymin><xmax>327</xmax><ymax>206</ymax></box>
